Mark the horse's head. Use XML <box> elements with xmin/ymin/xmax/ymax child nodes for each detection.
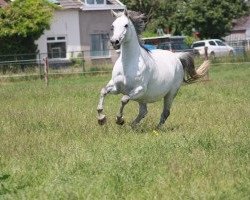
<box><xmin>110</xmin><ymin>10</ymin><xmax>132</xmax><ymax>50</ymax></box>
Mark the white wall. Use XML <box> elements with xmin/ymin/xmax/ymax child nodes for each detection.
<box><xmin>246</xmin><ymin>29</ymin><xmax>250</xmax><ymax>39</ymax></box>
<box><xmin>35</xmin><ymin>9</ymin><xmax>81</xmax><ymax>58</ymax></box>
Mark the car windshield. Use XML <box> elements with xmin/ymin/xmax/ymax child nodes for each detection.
<box><xmin>172</xmin><ymin>43</ymin><xmax>190</xmax><ymax>50</ymax></box>
<box><xmin>157</xmin><ymin>43</ymin><xmax>171</xmax><ymax>50</ymax></box>
<box><xmin>158</xmin><ymin>42</ymin><xmax>190</xmax><ymax>51</ymax></box>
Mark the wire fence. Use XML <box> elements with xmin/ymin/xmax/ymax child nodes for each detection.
<box><xmin>0</xmin><ymin>49</ymin><xmax>120</xmax><ymax>82</ymax></box>
<box><xmin>0</xmin><ymin>46</ymin><xmax>249</xmax><ymax>82</ymax></box>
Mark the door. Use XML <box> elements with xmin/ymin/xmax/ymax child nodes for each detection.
<box><xmin>215</xmin><ymin>40</ymin><xmax>228</xmax><ymax>56</ymax></box>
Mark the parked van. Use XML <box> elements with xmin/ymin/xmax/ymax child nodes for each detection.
<box><xmin>142</xmin><ymin>35</ymin><xmax>197</xmax><ymax>53</ymax></box>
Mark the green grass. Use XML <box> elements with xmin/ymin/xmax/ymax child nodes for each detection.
<box><xmin>0</xmin><ymin>63</ymin><xmax>249</xmax><ymax>199</ymax></box>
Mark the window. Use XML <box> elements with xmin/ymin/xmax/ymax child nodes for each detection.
<box><xmin>85</xmin><ymin>0</ymin><xmax>106</xmax><ymax>5</ymax></box>
<box><xmin>57</xmin><ymin>36</ymin><xmax>66</xmax><ymax>40</ymax></box>
<box><xmin>90</xmin><ymin>34</ymin><xmax>110</xmax><ymax>57</ymax></box>
<box><xmin>86</xmin><ymin>0</ymin><xmax>94</xmax><ymax>4</ymax></box>
<box><xmin>47</xmin><ymin>37</ymin><xmax>55</xmax><ymax>41</ymax></box>
<box><xmin>209</xmin><ymin>41</ymin><xmax>216</xmax><ymax>46</ymax></box>
<box><xmin>96</xmin><ymin>0</ymin><xmax>104</xmax><ymax>4</ymax></box>
<box><xmin>192</xmin><ymin>42</ymin><xmax>205</xmax><ymax>48</ymax></box>
<box><xmin>215</xmin><ymin>40</ymin><xmax>226</xmax><ymax>46</ymax></box>
<box><xmin>172</xmin><ymin>43</ymin><xmax>190</xmax><ymax>50</ymax></box>
<box><xmin>47</xmin><ymin>36</ymin><xmax>66</xmax><ymax>59</ymax></box>
<box><xmin>158</xmin><ymin>43</ymin><xmax>171</xmax><ymax>50</ymax></box>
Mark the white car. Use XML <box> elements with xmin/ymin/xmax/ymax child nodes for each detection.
<box><xmin>192</xmin><ymin>39</ymin><xmax>235</xmax><ymax>58</ymax></box>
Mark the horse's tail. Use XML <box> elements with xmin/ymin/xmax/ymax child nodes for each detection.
<box><xmin>177</xmin><ymin>52</ymin><xmax>210</xmax><ymax>84</ymax></box>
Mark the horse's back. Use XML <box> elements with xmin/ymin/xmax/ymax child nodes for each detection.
<box><xmin>150</xmin><ymin>49</ymin><xmax>184</xmax><ymax>80</ymax></box>
<box><xmin>151</xmin><ymin>50</ymin><xmax>182</xmax><ymax>69</ymax></box>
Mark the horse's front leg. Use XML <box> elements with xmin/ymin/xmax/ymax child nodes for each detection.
<box><xmin>116</xmin><ymin>85</ymin><xmax>146</xmax><ymax>125</ymax></box>
<box><xmin>97</xmin><ymin>80</ymin><xmax>117</xmax><ymax>125</ymax></box>
<box><xmin>116</xmin><ymin>95</ymin><xmax>129</xmax><ymax>125</ymax></box>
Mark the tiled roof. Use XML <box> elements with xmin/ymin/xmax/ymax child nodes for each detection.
<box><xmin>0</xmin><ymin>0</ymin><xmax>7</xmax><ymax>8</ymax></box>
<box><xmin>224</xmin><ymin>32</ymin><xmax>246</xmax><ymax>41</ymax></box>
<box><xmin>58</xmin><ymin>0</ymin><xmax>83</xmax><ymax>9</ymax></box>
<box><xmin>55</xmin><ymin>0</ymin><xmax>125</xmax><ymax>10</ymax></box>
<box><xmin>232</xmin><ymin>15</ymin><xmax>250</xmax><ymax>31</ymax></box>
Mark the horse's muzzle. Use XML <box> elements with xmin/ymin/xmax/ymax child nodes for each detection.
<box><xmin>110</xmin><ymin>39</ymin><xmax>121</xmax><ymax>50</ymax></box>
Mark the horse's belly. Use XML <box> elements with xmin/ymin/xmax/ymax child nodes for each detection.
<box><xmin>138</xmin><ymin>68</ymin><xmax>184</xmax><ymax>103</ymax></box>
<box><xmin>138</xmin><ymin>94</ymin><xmax>164</xmax><ymax>103</ymax></box>
<box><xmin>139</xmin><ymin>83</ymin><xmax>173</xmax><ymax>103</ymax></box>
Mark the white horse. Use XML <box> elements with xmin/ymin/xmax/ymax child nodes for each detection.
<box><xmin>97</xmin><ymin>10</ymin><xmax>210</xmax><ymax>128</ymax></box>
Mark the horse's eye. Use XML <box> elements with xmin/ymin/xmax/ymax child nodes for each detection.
<box><xmin>125</xmin><ymin>24</ymin><xmax>128</xmax><ymax>28</ymax></box>
<box><xmin>111</xmin><ymin>25</ymin><xmax>114</xmax><ymax>31</ymax></box>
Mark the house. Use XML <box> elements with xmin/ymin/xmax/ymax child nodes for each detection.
<box><xmin>35</xmin><ymin>0</ymin><xmax>125</xmax><ymax>62</ymax></box>
<box><xmin>225</xmin><ymin>16</ymin><xmax>250</xmax><ymax>40</ymax></box>
<box><xmin>224</xmin><ymin>1</ymin><xmax>250</xmax><ymax>49</ymax></box>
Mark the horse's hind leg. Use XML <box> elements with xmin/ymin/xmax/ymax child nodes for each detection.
<box><xmin>131</xmin><ymin>103</ymin><xmax>148</xmax><ymax>127</ymax></box>
<box><xmin>157</xmin><ymin>91</ymin><xmax>178</xmax><ymax>129</ymax></box>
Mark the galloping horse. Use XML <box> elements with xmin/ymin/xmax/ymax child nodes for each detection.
<box><xmin>97</xmin><ymin>10</ymin><xmax>210</xmax><ymax>128</ymax></box>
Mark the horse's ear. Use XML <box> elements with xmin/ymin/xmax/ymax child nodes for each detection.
<box><xmin>123</xmin><ymin>8</ymin><xmax>128</xmax><ymax>16</ymax></box>
<box><xmin>111</xmin><ymin>10</ymin><xmax>119</xmax><ymax>18</ymax></box>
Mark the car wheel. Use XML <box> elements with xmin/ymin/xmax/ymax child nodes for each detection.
<box><xmin>193</xmin><ymin>49</ymin><xmax>200</xmax><ymax>57</ymax></box>
<box><xmin>229</xmin><ymin>50</ymin><xmax>234</xmax><ymax>57</ymax></box>
<box><xmin>210</xmin><ymin>52</ymin><xmax>215</xmax><ymax>60</ymax></box>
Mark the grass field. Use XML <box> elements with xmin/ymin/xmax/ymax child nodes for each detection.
<box><xmin>0</xmin><ymin>63</ymin><xmax>249</xmax><ymax>199</ymax></box>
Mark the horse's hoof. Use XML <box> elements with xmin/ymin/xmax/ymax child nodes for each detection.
<box><xmin>131</xmin><ymin>122</ymin><xmax>138</xmax><ymax>129</ymax></box>
<box><xmin>116</xmin><ymin>116</ymin><xmax>125</xmax><ymax>125</ymax></box>
<box><xmin>98</xmin><ymin>115</ymin><xmax>107</xmax><ymax>125</ymax></box>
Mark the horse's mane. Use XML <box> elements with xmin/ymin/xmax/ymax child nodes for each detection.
<box><xmin>127</xmin><ymin>10</ymin><xmax>146</xmax><ymax>36</ymax></box>
<box><xmin>127</xmin><ymin>11</ymin><xmax>151</xmax><ymax>52</ymax></box>
<box><xmin>115</xmin><ymin>10</ymin><xmax>149</xmax><ymax>52</ymax></box>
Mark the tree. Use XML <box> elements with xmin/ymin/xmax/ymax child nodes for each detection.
<box><xmin>173</xmin><ymin>0</ymin><xmax>249</xmax><ymax>38</ymax></box>
<box><xmin>120</xmin><ymin>0</ymin><xmax>182</xmax><ymax>35</ymax></box>
<box><xmin>120</xmin><ymin>0</ymin><xmax>249</xmax><ymax>38</ymax></box>
<box><xmin>0</xmin><ymin>0</ymin><xmax>55</xmax><ymax>55</ymax></box>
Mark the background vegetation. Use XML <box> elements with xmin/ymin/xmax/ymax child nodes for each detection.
<box><xmin>0</xmin><ymin>0</ymin><xmax>55</xmax><ymax>56</ymax></box>
<box><xmin>0</xmin><ymin>0</ymin><xmax>249</xmax><ymax>56</ymax></box>
<box><xmin>0</xmin><ymin>63</ymin><xmax>249</xmax><ymax>199</ymax></box>
<box><xmin>121</xmin><ymin>0</ymin><xmax>249</xmax><ymax>38</ymax></box>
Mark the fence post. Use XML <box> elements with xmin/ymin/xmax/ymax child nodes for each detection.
<box><xmin>43</xmin><ymin>57</ymin><xmax>49</xmax><ymax>86</ymax></box>
<box><xmin>204</xmin><ymin>46</ymin><xmax>209</xmax><ymax>81</ymax></box>
<box><xmin>82</xmin><ymin>51</ymin><xmax>85</xmax><ymax>74</ymax></box>
<box><xmin>38</xmin><ymin>53</ymin><xmax>43</xmax><ymax>80</ymax></box>
<box><xmin>204</xmin><ymin>46</ymin><xmax>208</xmax><ymax>60</ymax></box>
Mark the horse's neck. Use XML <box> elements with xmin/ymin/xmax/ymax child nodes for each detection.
<box><xmin>121</xmin><ymin>36</ymin><xmax>141</xmax><ymax>73</ymax></box>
